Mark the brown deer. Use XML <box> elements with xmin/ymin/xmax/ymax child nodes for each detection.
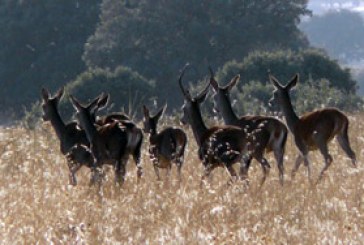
<box><xmin>142</xmin><ymin>104</ymin><xmax>187</xmax><ymax>182</ymax></box>
<box><xmin>179</xmin><ymin>65</ymin><xmax>264</xmax><ymax>186</ymax></box>
<box><xmin>70</xmin><ymin>94</ymin><xmax>143</xmax><ymax>185</ymax></box>
<box><xmin>90</xmin><ymin>93</ymin><xmax>144</xmax><ymax>173</ymax></box>
<box><xmin>41</xmin><ymin>87</ymin><xmax>93</xmax><ymax>185</ymax></box>
<box><xmin>209</xmin><ymin>68</ymin><xmax>288</xmax><ymax>185</ymax></box>
<box><xmin>269</xmin><ymin>73</ymin><xmax>357</xmax><ymax>183</ymax></box>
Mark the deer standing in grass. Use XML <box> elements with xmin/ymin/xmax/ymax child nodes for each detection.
<box><xmin>269</xmin><ymin>74</ymin><xmax>356</xmax><ymax>183</ymax></box>
<box><xmin>70</xmin><ymin>94</ymin><xmax>143</xmax><ymax>185</ymax></box>
<box><xmin>209</xmin><ymin>68</ymin><xmax>288</xmax><ymax>185</ymax></box>
<box><xmin>41</xmin><ymin>88</ymin><xmax>93</xmax><ymax>185</ymax></box>
<box><xmin>179</xmin><ymin>66</ymin><xmax>261</xmax><ymax>186</ymax></box>
<box><xmin>142</xmin><ymin>105</ymin><xmax>187</xmax><ymax>182</ymax></box>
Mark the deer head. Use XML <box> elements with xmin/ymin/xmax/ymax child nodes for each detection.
<box><xmin>142</xmin><ymin>104</ymin><xmax>167</xmax><ymax>134</ymax></box>
<box><xmin>209</xmin><ymin>66</ymin><xmax>240</xmax><ymax>114</ymax></box>
<box><xmin>179</xmin><ymin>65</ymin><xmax>210</xmax><ymax>126</ymax></box>
<box><xmin>269</xmin><ymin>73</ymin><xmax>299</xmax><ymax>109</ymax></box>
<box><xmin>41</xmin><ymin>87</ymin><xmax>64</xmax><ymax>121</ymax></box>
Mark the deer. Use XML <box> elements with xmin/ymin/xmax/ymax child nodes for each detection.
<box><xmin>268</xmin><ymin>73</ymin><xmax>357</xmax><ymax>183</ymax></box>
<box><xmin>70</xmin><ymin>94</ymin><xmax>143</xmax><ymax>185</ymax></box>
<box><xmin>209</xmin><ymin>68</ymin><xmax>288</xmax><ymax>185</ymax></box>
<box><xmin>41</xmin><ymin>87</ymin><xmax>94</xmax><ymax>186</ymax></box>
<box><xmin>142</xmin><ymin>104</ymin><xmax>187</xmax><ymax>182</ymax></box>
<box><xmin>178</xmin><ymin>65</ymin><xmax>264</xmax><ymax>186</ymax></box>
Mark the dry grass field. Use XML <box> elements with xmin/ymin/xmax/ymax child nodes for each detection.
<box><xmin>0</xmin><ymin>115</ymin><xmax>363</xmax><ymax>244</ymax></box>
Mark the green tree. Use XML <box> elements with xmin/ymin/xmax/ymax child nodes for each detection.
<box><xmin>63</xmin><ymin>66</ymin><xmax>154</xmax><ymax>120</ymax></box>
<box><xmin>0</xmin><ymin>0</ymin><xmax>101</xmax><ymax>119</ymax></box>
<box><xmin>83</xmin><ymin>0</ymin><xmax>311</xmax><ymax>107</ymax></box>
<box><xmin>217</xmin><ymin>49</ymin><xmax>357</xmax><ymax>93</ymax></box>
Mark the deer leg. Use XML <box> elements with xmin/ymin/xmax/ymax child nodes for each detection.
<box><xmin>316</xmin><ymin>143</ymin><xmax>333</xmax><ymax>183</ymax></box>
<box><xmin>256</xmin><ymin>156</ymin><xmax>271</xmax><ymax>186</ymax></box>
<box><xmin>90</xmin><ymin>164</ymin><xmax>103</xmax><ymax>186</ymax></box>
<box><xmin>201</xmin><ymin>162</ymin><xmax>214</xmax><ymax>188</ymax></box>
<box><xmin>274</xmin><ymin>149</ymin><xmax>285</xmax><ymax>186</ymax></box>
<box><xmin>115</xmin><ymin>159</ymin><xmax>127</xmax><ymax>185</ymax></box>
<box><xmin>175</xmin><ymin>156</ymin><xmax>183</xmax><ymax>183</ymax></box>
<box><xmin>68</xmin><ymin>160</ymin><xmax>82</xmax><ymax>186</ymax></box>
<box><xmin>226</xmin><ymin>165</ymin><xmax>238</xmax><ymax>185</ymax></box>
<box><xmin>239</xmin><ymin>154</ymin><xmax>252</xmax><ymax>181</ymax></box>
<box><xmin>337</xmin><ymin>134</ymin><xmax>357</xmax><ymax>167</ymax></box>
<box><xmin>302</xmin><ymin>154</ymin><xmax>312</xmax><ymax>183</ymax></box>
<box><xmin>133</xmin><ymin>140</ymin><xmax>143</xmax><ymax>182</ymax></box>
<box><xmin>291</xmin><ymin>155</ymin><xmax>303</xmax><ymax>179</ymax></box>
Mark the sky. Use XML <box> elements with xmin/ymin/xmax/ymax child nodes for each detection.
<box><xmin>308</xmin><ymin>0</ymin><xmax>364</xmax><ymax>15</ymax></box>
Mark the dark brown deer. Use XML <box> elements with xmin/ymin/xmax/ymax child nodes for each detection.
<box><xmin>70</xmin><ymin>94</ymin><xmax>143</xmax><ymax>185</ymax></box>
<box><xmin>178</xmin><ymin>66</ymin><xmax>264</xmax><ymax>186</ymax></box>
<box><xmin>90</xmin><ymin>93</ymin><xmax>144</xmax><ymax>178</ymax></box>
<box><xmin>142</xmin><ymin>104</ymin><xmax>187</xmax><ymax>182</ymax></box>
<box><xmin>269</xmin><ymin>73</ymin><xmax>357</xmax><ymax>183</ymax></box>
<box><xmin>41</xmin><ymin>88</ymin><xmax>93</xmax><ymax>185</ymax></box>
<box><xmin>209</xmin><ymin>68</ymin><xmax>288</xmax><ymax>185</ymax></box>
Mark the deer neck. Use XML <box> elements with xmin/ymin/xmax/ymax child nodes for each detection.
<box><xmin>219</xmin><ymin>95</ymin><xmax>239</xmax><ymax>125</ymax></box>
<box><xmin>188</xmin><ymin>105</ymin><xmax>208</xmax><ymax>147</ymax></box>
<box><xmin>48</xmin><ymin>108</ymin><xmax>68</xmax><ymax>142</ymax></box>
<box><xmin>79</xmin><ymin>116</ymin><xmax>98</xmax><ymax>143</ymax></box>
<box><xmin>280</xmin><ymin>94</ymin><xmax>299</xmax><ymax>132</ymax></box>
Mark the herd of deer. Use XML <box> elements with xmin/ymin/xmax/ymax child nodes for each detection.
<box><xmin>41</xmin><ymin>65</ymin><xmax>357</xmax><ymax>188</ymax></box>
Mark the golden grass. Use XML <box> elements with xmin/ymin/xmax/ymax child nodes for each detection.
<box><xmin>0</xmin><ymin>115</ymin><xmax>363</xmax><ymax>244</ymax></box>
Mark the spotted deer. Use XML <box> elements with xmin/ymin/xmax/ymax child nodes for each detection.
<box><xmin>142</xmin><ymin>104</ymin><xmax>187</xmax><ymax>182</ymax></box>
<box><xmin>209</xmin><ymin>68</ymin><xmax>288</xmax><ymax>185</ymax></box>
<box><xmin>179</xmin><ymin>65</ymin><xmax>262</xmax><ymax>186</ymax></box>
<box><xmin>41</xmin><ymin>87</ymin><xmax>93</xmax><ymax>185</ymax></box>
<box><xmin>70</xmin><ymin>94</ymin><xmax>143</xmax><ymax>185</ymax></box>
<box><xmin>269</xmin><ymin>73</ymin><xmax>357</xmax><ymax>183</ymax></box>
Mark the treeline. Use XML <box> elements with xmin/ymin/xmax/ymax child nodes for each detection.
<box><xmin>0</xmin><ymin>0</ymin><xmax>361</xmax><ymax>124</ymax></box>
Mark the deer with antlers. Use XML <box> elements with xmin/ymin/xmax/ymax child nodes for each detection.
<box><xmin>70</xmin><ymin>94</ymin><xmax>143</xmax><ymax>185</ymax></box>
<box><xmin>209</xmin><ymin>68</ymin><xmax>288</xmax><ymax>185</ymax></box>
<box><xmin>41</xmin><ymin>88</ymin><xmax>93</xmax><ymax>185</ymax></box>
<box><xmin>269</xmin><ymin>74</ymin><xmax>357</xmax><ymax>183</ymax></box>
<box><xmin>179</xmin><ymin>65</ymin><xmax>263</xmax><ymax>186</ymax></box>
<box><xmin>142</xmin><ymin>104</ymin><xmax>187</xmax><ymax>182</ymax></box>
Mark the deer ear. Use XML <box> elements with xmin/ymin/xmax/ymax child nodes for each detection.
<box><xmin>286</xmin><ymin>73</ymin><xmax>299</xmax><ymax>90</ymax></box>
<box><xmin>208</xmin><ymin>66</ymin><xmax>219</xmax><ymax>91</ymax></box>
<box><xmin>226</xmin><ymin>74</ymin><xmax>240</xmax><ymax>91</ymax></box>
<box><xmin>70</xmin><ymin>95</ymin><xmax>82</xmax><ymax>111</ymax></box>
<box><xmin>155</xmin><ymin>104</ymin><xmax>167</xmax><ymax>121</ymax></box>
<box><xmin>269</xmin><ymin>74</ymin><xmax>283</xmax><ymax>89</ymax></box>
<box><xmin>142</xmin><ymin>105</ymin><xmax>149</xmax><ymax>118</ymax></box>
<box><xmin>97</xmin><ymin>93</ymin><xmax>109</xmax><ymax>110</ymax></box>
<box><xmin>41</xmin><ymin>88</ymin><xmax>50</xmax><ymax>101</ymax></box>
<box><xmin>196</xmin><ymin>82</ymin><xmax>210</xmax><ymax>104</ymax></box>
<box><xmin>55</xmin><ymin>87</ymin><xmax>65</xmax><ymax>102</ymax></box>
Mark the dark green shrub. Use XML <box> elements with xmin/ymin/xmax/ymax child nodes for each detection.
<box><xmin>218</xmin><ymin>49</ymin><xmax>357</xmax><ymax>93</ymax></box>
<box><xmin>61</xmin><ymin>66</ymin><xmax>155</xmax><ymax>120</ymax></box>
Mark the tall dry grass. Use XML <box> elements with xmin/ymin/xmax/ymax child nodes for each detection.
<box><xmin>0</xmin><ymin>114</ymin><xmax>363</xmax><ymax>244</ymax></box>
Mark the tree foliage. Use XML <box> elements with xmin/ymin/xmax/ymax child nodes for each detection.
<box><xmin>228</xmin><ymin>79</ymin><xmax>363</xmax><ymax>117</ymax></box>
<box><xmin>83</xmin><ymin>0</ymin><xmax>311</xmax><ymax>106</ymax></box>
<box><xmin>217</xmin><ymin>49</ymin><xmax>357</xmax><ymax>93</ymax></box>
<box><xmin>63</xmin><ymin>66</ymin><xmax>154</xmax><ymax>120</ymax></box>
<box><xmin>0</xmin><ymin>0</ymin><xmax>101</xmax><ymax>119</ymax></box>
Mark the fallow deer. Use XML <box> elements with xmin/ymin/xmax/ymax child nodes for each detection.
<box><xmin>142</xmin><ymin>104</ymin><xmax>187</xmax><ymax>182</ymax></box>
<box><xmin>179</xmin><ymin>66</ymin><xmax>263</xmax><ymax>186</ymax></box>
<box><xmin>41</xmin><ymin>88</ymin><xmax>93</xmax><ymax>185</ymax></box>
<box><xmin>209</xmin><ymin>68</ymin><xmax>288</xmax><ymax>185</ymax></box>
<box><xmin>70</xmin><ymin>94</ymin><xmax>143</xmax><ymax>185</ymax></box>
<box><xmin>269</xmin><ymin>74</ymin><xmax>357</xmax><ymax>183</ymax></box>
